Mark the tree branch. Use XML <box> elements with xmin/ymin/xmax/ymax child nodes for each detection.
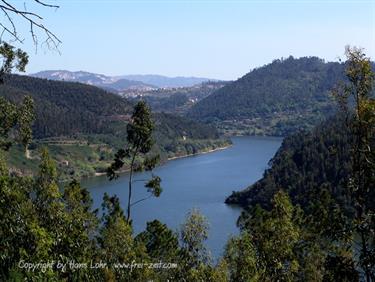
<box><xmin>131</xmin><ymin>178</ymin><xmax>149</xmax><ymax>183</ymax></box>
<box><xmin>130</xmin><ymin>195</ymin><xmax>153</xmax><ymax>208</ymax></box>
<box><xmin>0</xmin><ymin>0</ymin><xmax>61</xmax><ymax>49</ymax></box>
<box><xmin>33</xmin><ymin>0</ymin><xmax>59</xmax><ymax>9</ymax></box>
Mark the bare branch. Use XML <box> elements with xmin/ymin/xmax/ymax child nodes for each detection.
<box><xmin>1</xmin><ymin>1</ymin><xmax>43</xmax><ymax>19</ymax></box>
<box><xmin>1</xmin><ymin>7</ymin><xmax>16</xmax><ymax>34</ymax></box>
<box><xmin>0</xmin><ymin>0</ymin><xmax>61</xmax><ymax>49</ymax></box>
<box><xmin>33</xmin><ymin>0</ymin><xmax>59</xmax><ymax>9</ymax></box>
<box><xmin>131</xmin><ymin>178</ymin><xmax>149</xmax><ymax>183</ymax></box>
<box><xmin>130</xmin><ymin>195</ymin><xmax>153</xmax><ymax>208</ymax></box>
<box><xmin>0</xmin><ymin>22</ymin><xmax>22</xmax><ymax>43</ymax></box>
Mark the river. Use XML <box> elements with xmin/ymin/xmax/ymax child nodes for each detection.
<box><xmin>82</xmin><ymin>136</ymin><xmax>282</xmax><ymax>259</ymax></box>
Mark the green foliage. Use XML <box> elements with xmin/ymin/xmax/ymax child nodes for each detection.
<box><xmin>0</xmin><ymin>96</ymin><xmax>34</xmax><ymax>152</ymax></box>
<box><xmin>34</xmin><ymin>148</ymin><xmax>65</xmax><ymax>233</ymax></box>
<box><xmin>180</xmin><ymin>208</ymin><xmax>210</xmax><ymax>266</ymax></box>
<box><xmin>243</xmin><ymin>191</ymin><xmax>301</xmax><ymax>281</ymax></box>
<box><xmin>136</xmin><ymin>220</ymin><xmax>180</xmax><ymax>261</ymax></box>
<box><xmin>224</xmin><ymin>232</ymin><xmax>259</xmax><ymax>282</ymax></box>
<box><xmin>333</xmin><ymin>46</ymin><xmax>375</xmax><ymax>281</ymax></box>
<box><xmin>127</xmin><ymin>101</ymin><xmax>155</xmax><ymax>154</ymax></box>
<box><xmin>228</xmin><ymin>191</ymin><xmax>359</xmax><ymax>281</ymax></box>
<box><xmin>0</xmin><ymin>97</ymin><xmax>19</xmax><ymax>151</ymax></box>
<box><xmin>99</xmin><ymin>193</ymin><xmax>151</xmax><ymax>281</ymax></box>
<box><xmin>0</xmin><ymin>42</ymin><xmax>28</xmax><ymax>82</ymax></box>
<box><xmin>135</xmin><ymin>220</ymin><xmax>180</xmax><ymax>280</ymax></box>
<box><xmin>145</xmin><ymin>175</ymin><xmax>162</xmax><ymax>197</ymax></box>
<box><xmin>62</xmin><ymin>180</ymin><xmax>98</xmax><ymax>258</ymax></box>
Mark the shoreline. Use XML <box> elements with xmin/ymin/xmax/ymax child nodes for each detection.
<box><xmin>93</xmin><ymin>144</ymin><xmax>232</xmax><ymax>177</ymax></box>
<box><xmin>167</xmin><ymin>144</ymin><xmax>232</xmax><ymax>161</ymax></box>
<box><xmin>94</xmin><ymin>168</ymin><xmax>130</xmax><ymax>177</ymax></box>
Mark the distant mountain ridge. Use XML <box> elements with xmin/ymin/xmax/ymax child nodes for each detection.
<box><xmin>31</xmin><ymin>70</ymin><xmax>156</xmax><ymax>92</ymax></box>
<box><xmin>31</xmin><ymin>70</ymin><xmax>218</xmax><ymax>90</ymax></box>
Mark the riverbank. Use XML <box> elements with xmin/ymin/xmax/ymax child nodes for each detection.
<box><xmin>167</xmin><ymin>144</ymin><xmax>232</xmax><ymax>161</ymax></box>
<box><xmin>93</xmin><ymin>143</ymin><xmax>232</xmax><ymax>177</ymax></box>
<box><xmin>7</xmin><ymin>137</ymin><xmax>231</xmax><ymax>182</ymax></box>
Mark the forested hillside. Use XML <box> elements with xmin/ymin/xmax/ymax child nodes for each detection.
<box><xmin>0</xmin><ymin>75</ymin><xmax>228</xmax><ymax>180</ymax></box>
<box><xmin>0</xmin><ymin>74</ymin><xmax>133</xmax><ymax>138</ymax></box>
<box><xmin>188</xmin><ymin>56</ymin><xmax>345</xmax><ymax>136</ymax></box>
<box><xmin>225</xmin><ymin>115</ymin><xmax>353</xmax><ymax>211</ymax></box>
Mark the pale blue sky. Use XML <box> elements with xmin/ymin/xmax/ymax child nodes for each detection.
<box><xmin>10</xmin><ymin>0</ymin><xmax>375</xmax><ymax>80</ymax></box>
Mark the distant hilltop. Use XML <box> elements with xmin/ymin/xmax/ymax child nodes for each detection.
<box><xmin>31</xmin><ymin>70</ymin><xmax>219</xmax><ymax>91</ymax></box>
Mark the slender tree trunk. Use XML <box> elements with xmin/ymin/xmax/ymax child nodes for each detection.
<box><xmin>127</xmin><ymin>145</ymin><xmax>139</xmax><ymax>223</ymax></box>
<box><xmin>127</xmin><ymin>167</ymin><xmax>132</xmax><ymax>223</ymax></box>
<box><xmin>127</xmin><ymin>154</ymin><xmax>135</xmax><ymax>222</ymax></box>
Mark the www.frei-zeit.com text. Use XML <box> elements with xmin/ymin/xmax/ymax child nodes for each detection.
<box><xmin>18</xmin><ymin>260</ymin><xmax>178</xmax><ymax>273</ymax></box>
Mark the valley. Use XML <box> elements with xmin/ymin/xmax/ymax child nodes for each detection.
<box><xmin>1</xmin><ymin>1</ymin><xmax>374</xmax><ymax>280</ymax></box>
<box><xmin>2</xmin><ymin>56</ymin><xmax>361</xmax><ymax>181</ymax></box>
<box><xmin>0</xmin><ymin>74</ymin><xmax>229</xmax><ymax>181</ymax></box>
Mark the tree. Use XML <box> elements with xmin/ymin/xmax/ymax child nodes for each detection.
<box><xmin>0</xmin><ymin>43</ymin><xmax>34</xmax><ymax>154</ymax></box>
<box><xmin>136</xmin><ymin>219</ymin><xmax>180</xmax><ymax>262</ymax></box>
<box><xmin>0</xmin><ymin>96</ymin><xmax>34</xmax><ymax>152</ymax></box>
<box><xmin>107</xmin><ymin>101</ymin><xmax>162</xmax><ymax>223</ymax></box>
<box><xmin>135</xmin><ymin>219</ymin><xmax>181</xmax><ymax>281</ymax></box>
<box><xmin>98</xmin><ymin>193</ymin><xmax>152</xmax><ymax>281</ymax></box>
<box><xmin>333</xmin><ymin>46</ymin><xmax>375</xmax><ymax>281</ymax></box>
<box><xmin>180</xmin><ymin>208</ymin><xmax>210</xmax><ymax>267</ymax></box>
<box><xmin>224</xmin><ymin>232</ymin><xmax>259</xmax><ymax>282</ymax></box>
<box><xmin>178</xmin><ymin>209</ymin><xmax>229</xmax><ymax>281</ymax></box>
<box><xmin>60</xmin><ymin>180</ymin><xmax>99</xmax><ymax>280</ymax></box>
<box><xmin>240</xmin><ymin>191</ymin><xmax>301</xmax><ymax>281</ymax></box>
<box><xmin>0</xmin><ymin>167</ymin><xmax>35</xmax><ymax>278</ymax></box>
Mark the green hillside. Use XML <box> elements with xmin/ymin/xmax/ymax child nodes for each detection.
<box><xmin>188</xmin><ymin>56</ymin><xmax>344</xmax><ymax>136</ymax></box>
<box><xmin>225</xmin><ymin>115</ymin><xmax>354</xmax><ymax>211</ymax></box>
<box><xmin>0</xmin><ymin>74</ymin><xmax>134</xmax><ymax>138</ymax></box>
<box><xmin>0</xmin><ymin>75</ymin><xmax>229</xmax><ymax>181</ymax></box>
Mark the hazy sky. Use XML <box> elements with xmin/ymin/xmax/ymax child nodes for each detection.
<box><xmin>11</xmin><ymin>0</ymin><xmax>375</xmax><ymax>80</ymax></box>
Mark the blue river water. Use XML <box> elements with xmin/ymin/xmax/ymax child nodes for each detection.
<box><xmin>82</xmin><ymin>136</ymin><xmax>282</xmax><ymax>259</ymax></box>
